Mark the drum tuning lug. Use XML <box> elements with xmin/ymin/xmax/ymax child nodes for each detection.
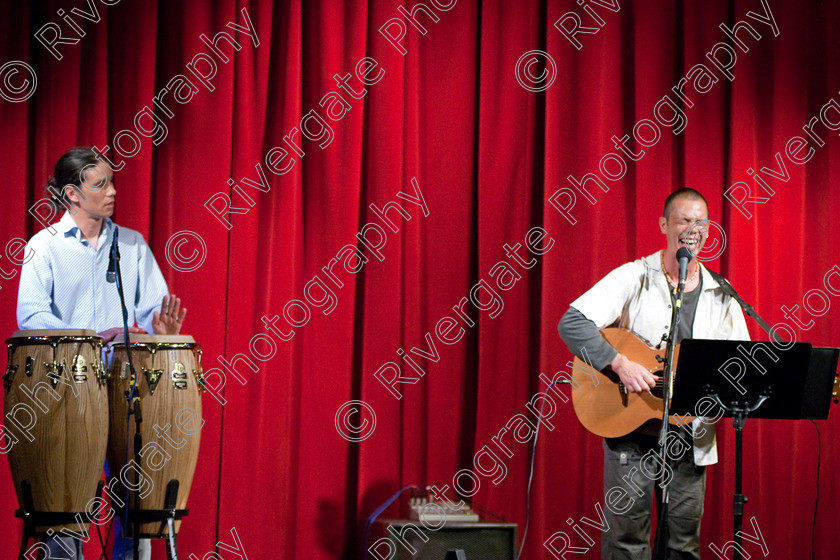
<box><xmin>2</xmin><ymin>364</ymin><xmax>16</xmax><ymax>391</ymax></box>
<box><xmin>25</xmin><ymin>356</ymin><xmax>33</xmax><ymax>377</ymax></box>
<box><xmin>4</xmin><ymin>345</ymin><xmax>17</xmax><ymax>390</ymax></box>
<box><xmin>45</xmin><ymin>361</ymin><xmax>64</xmax><ymax>387</ymax></box>
<box><xmin>193</xmin><ymin>348</ymin><xmax>206</xmax><ymax>393</ymax></box>
<box><xmin>193</xmin><ymin>369</ymin><xmax>207</xmax><ymax>393</ymax></box>
<box><xmin>92</xmin><ymin>361</ymin><xmax>108</xmax><ymax>385</ymax></box>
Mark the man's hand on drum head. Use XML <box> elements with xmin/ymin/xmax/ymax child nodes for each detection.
<box><xmin>98</xmin><ymin>326</ymin><xmax>145</xmax><ymax>343</ymax></box>
<box><xmin>153</xmin><ymin>294</ymin><xmax>187</xmax><ymax>335</ymax></box>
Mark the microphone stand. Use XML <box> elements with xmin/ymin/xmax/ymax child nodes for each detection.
<box><xmin>652</xmin><ymin>249</ymin><xmax>690</xmax><ymax>560</ymax></box>
<box><xmin>699</xmin><ymin>267</ymin><xmax>780</xmax><ymax>560</ymax></box>
<box><xmin>704</xmin><ymin>268</ymin><xmax>784</xmax><ymax>343</ymax></box>
<box><xmin>112</xmin><ymin>226</ymin><xmax>142</xmax><ymax>559</ymax></box>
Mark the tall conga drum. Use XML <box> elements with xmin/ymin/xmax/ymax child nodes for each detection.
<box><xmin>106</xmin><ymin>334</ymin><xmax>203</xmax><ymax>537</ymax></box>
<box><xmin>3</xmin><ymin>329</ymin><xmax>107</xmax><ymax>532</ymax></box>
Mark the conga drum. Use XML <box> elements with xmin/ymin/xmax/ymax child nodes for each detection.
<box><xmin>3</xmin><ymin>329</ymin><xmax>107</xmax><ymax>532</ymax></box>
<box><xmin>106</xmin><ymin>334</ymin><xmax>203</xmax><ymax>537</ymax></box>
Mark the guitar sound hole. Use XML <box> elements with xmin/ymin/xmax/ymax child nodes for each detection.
<box><xmin>651</xmin><ymin>370</ymin><xmax>665</xmax><ymax>398</ymax></box>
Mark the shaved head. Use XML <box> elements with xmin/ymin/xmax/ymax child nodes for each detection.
<box><xmin>663</xmin><ymin>188</ymin><xmax>707</xmax><ymax>219</ymax></box>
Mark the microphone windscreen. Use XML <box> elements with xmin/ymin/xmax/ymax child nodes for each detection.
<box><xmin>676</xmin><ymin>246</ymin><xmax>694</xmax><ymax>262</ymax></box>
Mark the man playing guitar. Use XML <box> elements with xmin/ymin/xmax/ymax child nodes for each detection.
<box><xmin>558</xmin><ymin>188</ymin><xmax>749</xmax><ymax>560</ymax></box>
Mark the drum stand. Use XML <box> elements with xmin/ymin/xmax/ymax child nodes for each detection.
<box><xmin>110</xmin><ymin>478</ymin><xmax>189</xmax><ymax>560</ymax></box>
<box><xmin>15</xmin><ymin>480</ymin><xmax>105</xmax><ymax>560</ymax></box>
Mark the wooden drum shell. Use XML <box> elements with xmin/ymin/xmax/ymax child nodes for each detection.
<box><xmin>3</xmin><ymin>330</ymin><xmax>107</xmax><ymax>533</ymax></box>
<box><xmin>106</xmin><ymin>335</ymin><xmax>202</xmax><ymax>537</ymax></box>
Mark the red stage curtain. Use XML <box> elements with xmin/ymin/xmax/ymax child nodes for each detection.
<box><xmin>0</xmin><ymin>1</ymin><xmax>838</xmax><ymax>558</ymax></box>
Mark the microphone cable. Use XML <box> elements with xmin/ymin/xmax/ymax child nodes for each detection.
<box><xmin>517</xmin><ymin>375</ymin><xmax>573</xmax><ymax>560</ymax></box>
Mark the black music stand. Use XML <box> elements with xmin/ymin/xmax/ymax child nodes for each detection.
<box><xmin>670</xmin><ymin>339</ymin><xmax>838</xmax><ymax>560</ymax></box>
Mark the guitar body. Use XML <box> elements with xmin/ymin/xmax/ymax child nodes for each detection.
<box><xmin>571</xmin><ymin>328</ymin><xmax>694</xmax><ymax>438</ymax></box>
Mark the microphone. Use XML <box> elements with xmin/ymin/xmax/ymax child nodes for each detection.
<box><xmin>676</xmin><ymin>246</ymin><xmax>694</xmax><ymax>287</ymax></box>
<box><xmin>107</xmin><ymin>226</ymin><xmax>118</xmax><ymax>283</ymax></box>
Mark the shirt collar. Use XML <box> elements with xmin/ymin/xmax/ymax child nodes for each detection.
<box><xmin>645</xmin><ymin>250</ymin><xmax>719</xmax><ymax>291</ymax></box>
<box><xmin>59</xmin><ymin>212</ymin><xmax>115</xmax><ymax>244</ymax></box>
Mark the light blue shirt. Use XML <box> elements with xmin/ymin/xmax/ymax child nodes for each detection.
<box><xmin>17</xmin><ymin>212</ymin><xmax>168</xmax><ymax>334</ymax></box>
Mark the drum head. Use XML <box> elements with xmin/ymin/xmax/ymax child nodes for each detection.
<box><xmin>110</xmin><ymin>334</ymin><xmax>196</xmax><ymax>346</ymax></box>
<box><xmin>7</xmin><ymin>329</ymin><xmax>100</xmax><ymax>342</ymax></box>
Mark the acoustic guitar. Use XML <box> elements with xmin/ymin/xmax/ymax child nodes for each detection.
<box><xmin>570</xmin><ymin>328</ymin><xmax>695</xmax><ymax>438</ymax></box>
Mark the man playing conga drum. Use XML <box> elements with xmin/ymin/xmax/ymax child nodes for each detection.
<box><xmin>16</xmin><ymin>147</ymin><xmax>186</xmax><ymax>559</ymax></box>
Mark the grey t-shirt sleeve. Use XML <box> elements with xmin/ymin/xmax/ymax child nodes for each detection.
<box><xmin>558</xmin><ymin>307</ymin><xmax>618</xmax><ymax>371</ymax></box>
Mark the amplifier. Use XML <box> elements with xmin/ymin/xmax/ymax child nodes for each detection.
<box><xmin>372</xmin><ymin>519</ymin><xmax>517</xmax><ymax>560</ymax></box>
